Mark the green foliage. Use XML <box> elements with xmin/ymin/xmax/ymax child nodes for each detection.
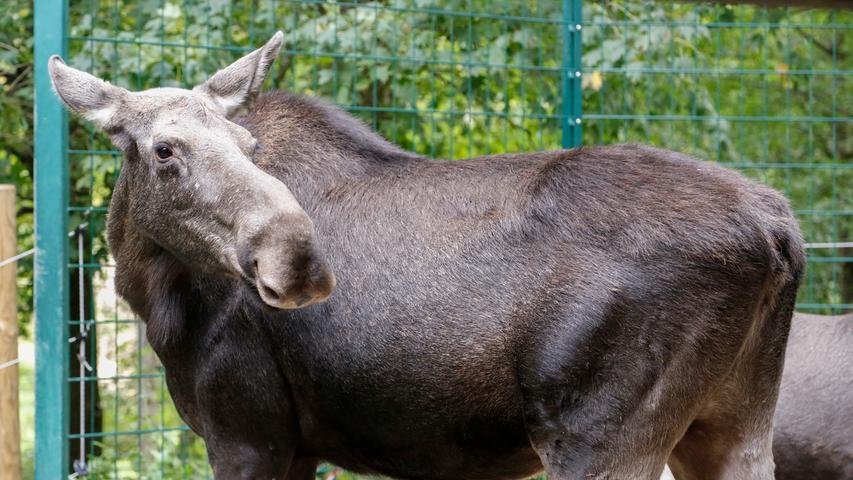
<box><xmin>579</xmin><ymin>3</ymin><xmax>852</xmax><ymax>309</ymax></box>
<box><xmin>0</xmin><ymin>0</ymin><xmax>34</xmax><ymax>335</ymax></box>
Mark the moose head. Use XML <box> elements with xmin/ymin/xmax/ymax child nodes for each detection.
<box><xmin>48</xmin><ymin>32</ymin><xmax>336</xmax><ymax>311</ymax></box>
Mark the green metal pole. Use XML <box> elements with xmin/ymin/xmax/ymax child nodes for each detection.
<box><xmin>34</xmin><ymin>0</ymin><xmax>69</xmax><ymax>478</ymax></box>
<box><xmin>562</xmin><ymin>0</ymin><xmax>583</xmax><ymax>148</ymax></box>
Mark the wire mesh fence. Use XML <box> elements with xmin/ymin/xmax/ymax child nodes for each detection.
<box><xmin>581</xmin><ymin>3</ymin><xmax>851</xmax><ymax>313</ymax></box>
<box><xmin>34</xmin><ymin>0</ymin><xmax>851</xmax><ymax>478</ymax></box>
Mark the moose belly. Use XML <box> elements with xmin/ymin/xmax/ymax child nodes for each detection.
<box><xmin>295</xmin><ymin>393</ymin><xmax>542</xmax><ymax>479</ymax></box>
<box><xmin>280</xmin><ymin>319</ymin><xmax>542</xmax><ymax>479</ymax></box>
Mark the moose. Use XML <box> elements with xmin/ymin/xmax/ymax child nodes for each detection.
<box><xmin>49</xmin><ymin>32</ymin><xmax>804</xmax><ymax>479</ymax></box>
<box><xmin>773</xmin><ymin>312</ymin><xmax>853</xmax><ymax>480</ymax></box>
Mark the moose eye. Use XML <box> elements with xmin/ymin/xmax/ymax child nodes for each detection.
<box><xmin>155</xmin><ymin>144</ymin><xmax>173</xmax><ymax>160</ymax></box>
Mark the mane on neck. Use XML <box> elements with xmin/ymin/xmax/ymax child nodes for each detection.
<box><xmin>238</xmin><ymin>91</ymin><xmax>424</xmax><ymax>177</ymax></box>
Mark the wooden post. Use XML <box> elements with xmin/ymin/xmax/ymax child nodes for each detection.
<box><xmin>0</xmin><ymin>184</ymin><xmax>21</xmax><ymax>479</ymax></box>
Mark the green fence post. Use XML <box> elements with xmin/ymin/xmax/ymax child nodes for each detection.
<box><xmin>562</xmin><ymin>0</ymin><xmax>583</xmax><ymax>148</ymax></box>
<box><xmin>34</xmin><ymin>0</ymin><xmax>69</xmax><ymax>478</ymax></box>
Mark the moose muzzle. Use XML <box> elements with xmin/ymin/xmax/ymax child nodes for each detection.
<box><xmin>238</xmin><ymin>211</ymin><xmax>336</xmax><ymax>310</ymax></box>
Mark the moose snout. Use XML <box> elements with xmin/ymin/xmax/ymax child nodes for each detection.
<box><xmin>239</xmin><ymin>216</ymin><xmax>336</xmax><ymax>310</ymax></box>
<box><xmin>253</xmin><ymin>246</ymin><xmax>336</xmax><ymax>309</ymax></box>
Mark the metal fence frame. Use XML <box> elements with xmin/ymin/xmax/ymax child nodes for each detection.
<box><xmin>34</xmin><ymin>0</ymin><xmax>70</xmax><ymax>477</ymax></box>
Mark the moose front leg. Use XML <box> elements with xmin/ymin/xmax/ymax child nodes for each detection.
<box><xmin>191</xmin><ymin>340</ymin><xmax>303</xmax><ymax>479</ymax></box>
<box><xmin>206</xmin><ymin>436</ymin><xmax>292</xmax><ymax>480</ymax></box>
<box><xmin>198</xmin><ymin>384</ymin><xmax>302</xmax><ymax>480</ymax></box>
<box><xmin>206</xmin><ymin>439</ymin><xmax>316</xmax><ymax>480</ymax></box>
<box><xmin>286</xmin><ymin>458</ymin><xmax>318</xmax><ymax>480</ymax></box>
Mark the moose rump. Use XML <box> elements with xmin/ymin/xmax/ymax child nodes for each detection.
<box><xmin>47</xmin><ymin>32</ymin><xmax>805</xmax><ymax>480</ymax></box>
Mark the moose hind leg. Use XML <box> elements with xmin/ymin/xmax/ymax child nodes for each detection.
<box><xmin>667</xmin><ymin>337</ymin><xmax>780</xmax><ymax>480</ymax></box>
<box><xmin>668</xmin><ymin>281</ymin><xmax>798</xmax><ymax>480</ymax></box>
<box><xmin>670</xmin><ymin>240</ymin><xmax>802</xmax><ymax>480</ymax></box>
<box><xmin>521</xmin><ymin>362</ymin><xmax>684</xmax><ymax>479</ymax></box>
<box><xmin>526</xmin><ymin>420</ymin><xmax>674</xmax><ymax>480</ymax></box>
<box><xmin>518</xmin><ymin>307</ymin><xmax>703</xmax><ymax>479</ymax></box>
<box><xmin>668</xmin><ymin>413</ymin><xmax>775</xmax><ymax>480</ymax></box>
<box><xmin>517</xmin><ymin>267</ymin><xmax>786</xmax><ymax>480</ymax></box>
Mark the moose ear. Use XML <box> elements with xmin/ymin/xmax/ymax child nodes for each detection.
<box><xmin>48</xmin><ymin>55</ymin><xmax>126</xmax><ymax>129</ymax></box>
<box><xmin>194</xmin><ymin>31</ymin><xmax>283</xmax><ymax>117</ymax></box>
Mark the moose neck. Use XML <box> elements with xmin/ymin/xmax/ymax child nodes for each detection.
<box><xmin>107</xmin><ymin>165</ymin><xmax>197</xmax><ymax>352</ymax></box>
<box><xmin>239</xmin><ymin>92</ymin><xmax>425</xmax><ymax>203</ymax></box>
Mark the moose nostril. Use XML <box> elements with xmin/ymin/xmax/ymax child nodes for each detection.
<box><xmin>259</xmin><ymin>282</ymin><xmax>281</xmax><ymax>302</ymax></box>
<box><xmin>253</xmin><ymin>259</ymin><xmax>282</xmax><ymax>302</ymax></box>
